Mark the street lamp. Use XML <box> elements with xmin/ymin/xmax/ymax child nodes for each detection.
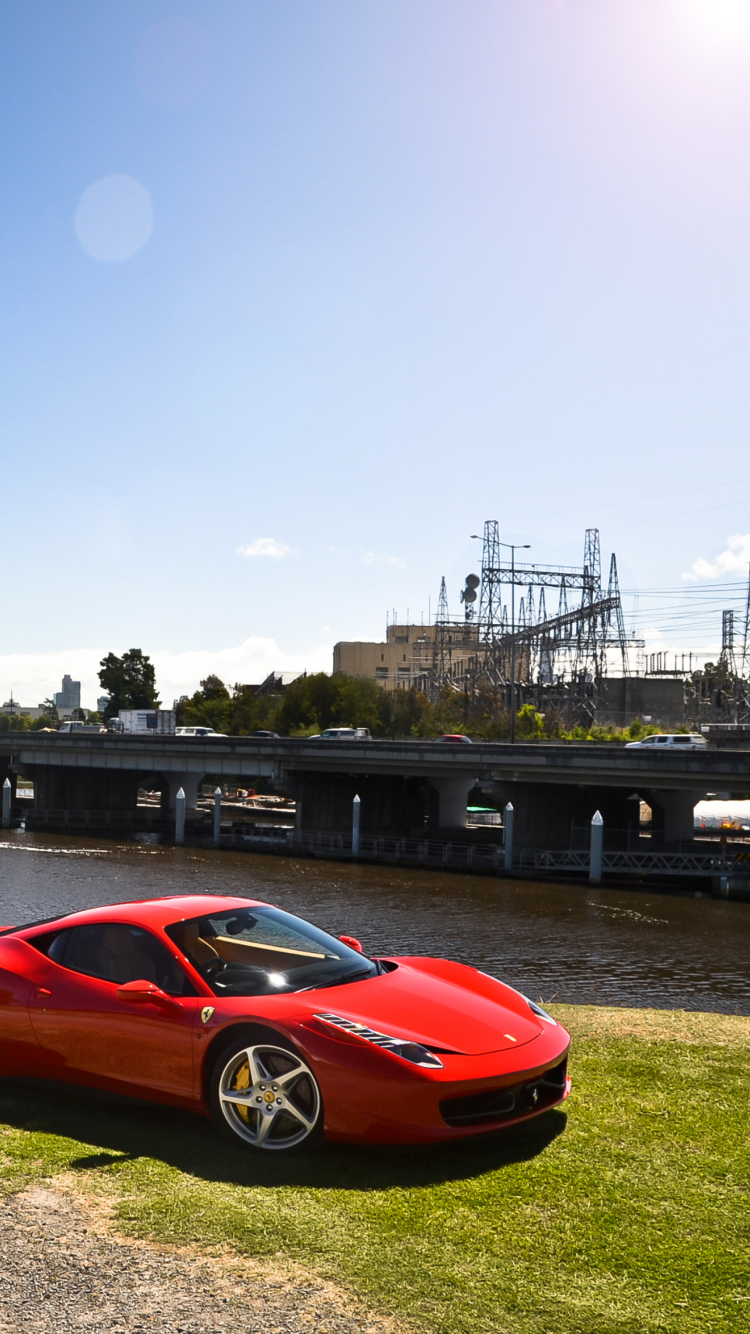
<box><xmin>499</xmin><ymin>542</ymin><xmax>530</xmax><ymax>744</ymax></box>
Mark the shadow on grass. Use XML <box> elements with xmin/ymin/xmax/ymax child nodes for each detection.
<box><xmin>0</xmin><ymin>1078</ymin><xmax>566</xmax><ymax>1191</ymax></box>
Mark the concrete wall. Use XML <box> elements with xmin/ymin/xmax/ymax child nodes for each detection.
<box><xmin>598</xmin><ymin>676</ymin><xmax>684</xmax><ymax>727</ymax></box>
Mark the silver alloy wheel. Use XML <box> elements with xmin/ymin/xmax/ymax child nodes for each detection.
<box><xmin>217</xmin><ymin>1043</ymin><xmax>321</xmax><ymax>1150</ymax></box>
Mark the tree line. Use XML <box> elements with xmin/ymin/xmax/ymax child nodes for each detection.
<box><xmin>174</xmin><ymin>671</ymin><xmax>658</xmax><ymax>742</ymax></box>
<box><xmin>2</xmin><ymin>647</ymin><xmax>666</xmax><ymax>742</ymax></box>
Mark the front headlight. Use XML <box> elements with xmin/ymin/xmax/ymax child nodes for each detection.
<box><xmin>314</xmin><ymin>1012</ymin><xmax>444</xmax><ymax>1068</ymax></box>
<box><xmin>521</xmin><ymin>995</ymin><xmax>558</xmax><ymax>1026</ymax></box>
<box><xmin>478</xmin><ymin>973</ymin><xmax>558</xmax><ymax>1027</ymax></box>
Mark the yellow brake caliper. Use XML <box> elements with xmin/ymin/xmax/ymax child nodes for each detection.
<box><xmin>234</xmin><ymin>1058</ymin><xmax>251</xmax><ymax>1123</ymax></box>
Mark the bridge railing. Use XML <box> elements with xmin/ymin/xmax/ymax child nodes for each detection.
<box><xmin>231</xmin><ymin>826</ymin><xmax>503</xmax><ymax>870</ymax></box>
<box><xmin>16</xmin><ymin>810</ymin><xmax>750</xmax><ymax>881</ymax></box>
<box><xmin>517</xmin><ymin>846</ymin><xmax>747</xmax><ymax>876</ymax></box>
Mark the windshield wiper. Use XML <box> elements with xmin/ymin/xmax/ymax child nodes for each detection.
<box><xmin>295</xmin><ymin>967</ymin><xmax>375</xmax><ymax>993</ymax></box>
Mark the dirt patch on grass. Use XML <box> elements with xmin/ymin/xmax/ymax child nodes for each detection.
<box><xmin>0</xmin><ymin>1177</ymin><xmax>403</xmax><ymax>1334</ymax></box>
<box><xmin>553</xmin><ymin>1003</ymin><xmax>750</xmax><ymax>1045</ymax></box>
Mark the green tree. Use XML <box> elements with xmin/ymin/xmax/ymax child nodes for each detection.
<box><xmin>98</xmin><ymin>649</ymin><xmax>159</xmax><ymax>720</ymax></box>
<box><xmin>275</xmin><ymin>673</ymin><xmax>384</xmax><ymax>735</ymax></box>
<box><xmin>226</xmin><ymin>683</ymin><xmax>282</xmax><ymax>735</ymax></box>
<box><xmin>175</xmin><ymin>676</ymin><xmax>232</xmax><ymax>733</ymax></box>
<box><xmin>31</xmin><ymin>713</ymin><xmax>58</xmax><ymax>730</ymax></box>
<box><xmin>0</xmin><ymin>712</ymin><xmax>32</xmax><ymax>732</ymax></box>
<box><xmin>377</xmin><ymin>687</ymin><xmax>432</xmax><ymax>738</ymax></box>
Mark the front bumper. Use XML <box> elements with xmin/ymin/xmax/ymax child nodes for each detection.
<box><xmin>318</xmin><ymin>1039</ymin><xmax>572</xmax><ymax>1145</ymax></box>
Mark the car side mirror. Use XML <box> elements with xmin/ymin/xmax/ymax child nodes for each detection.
<box><xmin>339</xmin><ymin>934</ymin><xmax>363</xmax><ymax>954</ymax></box>
<box><xmin>117</xmin><ymin>979</ymin><xmax>176</xmax><ymax>1006</ymax></box>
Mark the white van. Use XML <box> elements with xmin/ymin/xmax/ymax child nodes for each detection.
<box><xmin>58</xmin><ymin>722</ymin><xmax>106</xmax><ymax>734</ymax></box>
<box><xmin>625</xmin><ymin>733</ymin><xmax>707</xmax><ymax>750</ymax></box>
<box><xmin>310</xmin><ymin>728</ymin><xmax>372</xmax><ymax>740</ymax></box>
<box><xmin>175</xmin><ymin>726</ymin><xmax>227</xmax><ymax>738</ymax></box>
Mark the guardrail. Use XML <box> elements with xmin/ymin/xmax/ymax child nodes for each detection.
<box><xmin>516</xmin><ymin>847</ymin><xmax>741</xmax><ymax>876</ymax></box>
<box><xmin>232</xmin><ymin>826</ymin><xmax>750</xmax><ymax>882</ymax></box>
<box><xmin>231</xmin><ymin>826</ymin><xmax>503</xmax><ymax>870</ymax></box>
<box><xmin>12</xmin><ymin>809</ymin><xmax>750</xmax><ymax>885</ymax></box>
<box><xmin>25</xmin><ymin>808</ymin><xmax>203</xmax><ymax>833</ymax></box>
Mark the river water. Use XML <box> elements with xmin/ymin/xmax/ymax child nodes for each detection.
<box><xmin>0</xmin><ymin>831</ymin><xmax>747</xmax><ymax>1014</ymax></box>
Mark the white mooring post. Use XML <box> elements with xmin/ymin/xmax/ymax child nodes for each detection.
<box><xmin>352</xmin><ymin>793</ymin><xmax>361</xmax><ymax>856</ymax></box>
<box><xmin>2</xmin><ymin>778</ymin><xmax>11</xmax><ymax>830</ymax></box>
<box><xmin>175</xmin><ymin>787</ymin><xmax>186</xmax><ymax>846</ymax></box>
<box><xmin>590</xmin><ymin>810</ymin><xmax>604</xmax><ymax>883</ymax></box>
<box><xmin>213</xmin><ymin>787</ymin><xmax>222</xmax><ymax>847</ymax></box>
<box><xmin>504</xmin><ymin>801</ymin><xmax>514</xmax><ymax>871</ymax></box>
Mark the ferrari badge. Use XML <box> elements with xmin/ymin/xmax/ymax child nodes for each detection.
<box><xmin>201</xmin><ymin>1007</ymin><xmax>215</xmax><ymax>1024</ymax></box>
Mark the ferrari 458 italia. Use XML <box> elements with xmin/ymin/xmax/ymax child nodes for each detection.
<box><xmin>0</xmin><ymin>895</ymin><xmax>571</xmax><ymax>1152</ymax></box>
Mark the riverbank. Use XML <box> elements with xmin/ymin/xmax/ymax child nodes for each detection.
<box><xmin>0</xmin><ymin>1005</ymin><xmax>747</xmax><ymax>1334</ymax></box>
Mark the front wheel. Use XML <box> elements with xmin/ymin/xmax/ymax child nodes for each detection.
<box><xmin>210</xmin><ymin>1039</ymin><xmax>324</xmax><ymax>1152</ymax></box>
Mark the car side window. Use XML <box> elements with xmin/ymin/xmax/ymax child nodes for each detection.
<box><xmin>54</xmin><ymin>923</ymin><xmax>196</xmax><ymax>996</ymax></box>
<box><xmin>48</xmin><ymin>930</ymin><xmax>71</xmax><ymax>963</ymax></box>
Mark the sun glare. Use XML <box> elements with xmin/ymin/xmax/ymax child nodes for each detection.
<box><xmin>685</xmin><ymin>0</ymin><xmax>750</xmax><ymax>49</ymax></box>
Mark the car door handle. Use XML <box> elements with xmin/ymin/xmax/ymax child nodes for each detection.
<box><xmin>35</xmin><ymin>987</ymin><xmax>52</xmax><ymax>998</ymax></box>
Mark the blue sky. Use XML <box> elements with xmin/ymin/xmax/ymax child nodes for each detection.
<box><xmin>3</xmin><ymin>1</ymin><xmax>750</xmax><ymax>705</ymax></box>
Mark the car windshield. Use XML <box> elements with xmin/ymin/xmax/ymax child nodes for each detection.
<box><xmin>165</xmin><ymin>905</ymin><xmax>378</xmax><ymax>997</ymax></box>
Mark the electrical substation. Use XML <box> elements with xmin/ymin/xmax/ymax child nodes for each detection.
<box><xmin>335</xmin><ymin>522</ymin><xmax>750</xmax><ymax>729</ymax></box>
<box><xmin>427</xmin><ymin>522</ymin><xmax>750</xmax><ymax>727</ymax></box>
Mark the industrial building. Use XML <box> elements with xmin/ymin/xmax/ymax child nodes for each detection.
<box><xmin>334</xmin><ymin>521</ymin><xmax>750</xmax><ymax>730</ymax></box>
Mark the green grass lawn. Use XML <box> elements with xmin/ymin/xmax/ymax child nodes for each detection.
<box><xmin>1</xmin><ymin>1005</ymin><xmax>748</xmax><ymax>1334</ymax></box>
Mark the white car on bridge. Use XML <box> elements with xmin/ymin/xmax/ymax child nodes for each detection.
<box><xmin>625</xmin><ymin>733</ymin><xmax>707</xmax><ymax>750</ymax></box>
<box><xmin>308</xmin><ymin>728</ymin><xmax>372</xmax><ymax>740</ymax></box>
<box><xmin>175</xmin><ymin>727</ymin><xmax>227</xmax><ymax>738</ymax></box>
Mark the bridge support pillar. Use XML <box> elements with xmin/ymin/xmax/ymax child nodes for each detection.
<box><xmin>166</xmin><ymin>773</ymin><xmax>202</xmax><ymax>815</ymax></box>
<box><xmin>646</xmin><ymin>790</ymin><xmax>701</xmax><ymax>847</ymax></box>
<box><xmin>430</xmin><ymin>777</ymin><xmax>477</xmax><ymax>830</ymax></box>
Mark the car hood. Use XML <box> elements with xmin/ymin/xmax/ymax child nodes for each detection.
<box><xmin>306</xmin><ymin>959</ymin><xmax>543</xmax><ymax>1056</ymax></box>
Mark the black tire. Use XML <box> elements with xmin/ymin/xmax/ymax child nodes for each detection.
<box><xmin>209</xmin><ymin>1036</ymin><xmax>324</xmax><ymax>1152</ymax></box>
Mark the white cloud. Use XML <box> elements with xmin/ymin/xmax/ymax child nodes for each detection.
<box><xmin>684</xmin><ymin>533</ymin><xmax>750</xmax><ymax>580</ymax></box>
<box><xmin>361</xmin><ymin>549</ymin><xmax>405</xmax><ymax>569</ymax></box>
<box><xmin>0</xmin><ymin>638</ymin><xmax>332</xmax><ymax>712</ymax></box>
<box><xmin>236</xmin><ymin>538</ymin><xmax>295</xmax><ymax>560</ymax></box>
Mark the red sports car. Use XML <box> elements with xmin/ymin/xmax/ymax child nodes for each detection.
<box><xmin>0</xmin><ymin>895</ymin><xmax>571</xmax><ymax>1152</ymax></box>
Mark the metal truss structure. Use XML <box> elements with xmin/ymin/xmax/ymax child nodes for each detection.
<box><xmin>430</xmin><ymin>521</ymin><xmax>643</xmax><ymax>720</ymax></box>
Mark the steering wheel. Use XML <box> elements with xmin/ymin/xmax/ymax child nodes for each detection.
<box><xmin>204</xmin><ymin>957</ymin><xmax>229</xmax><ymax>976</ymax></box>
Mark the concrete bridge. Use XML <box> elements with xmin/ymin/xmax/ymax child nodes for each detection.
<box><xmin>1</xmin><ymin>732</ymin><xmax>749</xmax><ymax>849</ymax></box>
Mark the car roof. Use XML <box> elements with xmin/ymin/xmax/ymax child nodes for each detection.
<box><xmin>13</xmin><ymin>895</ymin><xmax>267</xmax><ymax>937</ymax></box>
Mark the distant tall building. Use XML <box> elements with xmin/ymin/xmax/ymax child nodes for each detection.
<box><xmin>54</xmin><ymin>675</ymin><xmax>81</xmax><ymax>710</ymax></box>
<box><xmin>97</xmin><ymin>696</ymin><xmax>109</xmax><ymax>714</ymax></box>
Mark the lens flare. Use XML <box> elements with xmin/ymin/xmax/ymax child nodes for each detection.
<box><xmin>75</xmin><ymin>175</ymin><xmax>153</xmax><ymax>263</ymax></box>
<box><xmin>685</xmin><ymin>0</ymin><xmax>750</xmax><ymax>49</ymax></box>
